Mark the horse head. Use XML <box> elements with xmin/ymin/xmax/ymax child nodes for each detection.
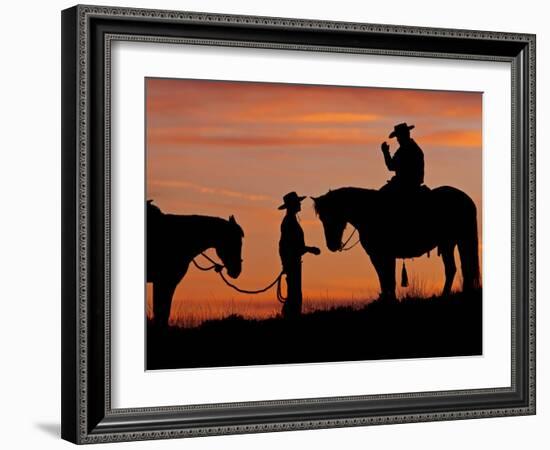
<box><xmin>312</xmin><ymin>191</ymin><xmax>349</xmax><ymax>252</ymax></box>
<box><xmin>215</xmin><ymin>215</ymin><xmax>244</xmax><ymax>279</ymax></box>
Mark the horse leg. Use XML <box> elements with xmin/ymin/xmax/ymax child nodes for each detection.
<box><xmin>370</xmin><ymin>254</ymin><xmax>396</xmax><ymax>301</ymax></box>
<box><xmin>152</xmin><ymin>277</ymin><xmax>179</xmax><ymax>327</ymax></box>
<box><xmin>384</xmin><ymin>257</ymin><xmax>397</xmax><ymax>301</ymax></box>
<box><xmin>457</xmin><ymin>235</ymin><xmax>481</xmax><ymax>292</ymax></box>
<box><xmin>440</xmin><ymin>244</ymin><xmax>457</xmax><ymax>296</ymax></box>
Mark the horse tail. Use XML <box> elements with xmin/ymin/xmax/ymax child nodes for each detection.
<box><xmin>457</xmin><ymin>200</ymin><xmax>481</xmax><ymax>291</ymax></box>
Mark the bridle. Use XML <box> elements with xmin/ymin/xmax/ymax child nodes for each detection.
<box><xmin>338</xmin><ymin>227</ymin><xmax>360</xmax><ymax>252</ymax></box>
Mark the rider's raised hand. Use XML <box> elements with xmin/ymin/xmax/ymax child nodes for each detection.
<box><xmin>381</xmin><ymin>141</ymin><xmax>390</xmax><ymax>152</ymax></box>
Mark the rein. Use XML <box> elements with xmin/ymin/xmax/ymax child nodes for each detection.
<box><xmin>192</xmin><ymin>251</ymin><xmax>226</xmax><ymax>273</ymax></box>
<box><xmin>192</xmin><ymin>252</ymin><xmax>287</xmax><ymax>303</ymax></box>
<box><xmin>191</xmin><ymin>255</ymin><xmax>223</xmax><ymax>272</ymax></box>
<box><xmin>339</xmin><ymin>227</ymin><xmax>361</xmax><ymax>252</ymax></box>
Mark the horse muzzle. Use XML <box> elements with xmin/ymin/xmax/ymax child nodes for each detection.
<box><xmin>226</xmin><ymin>268</ymin><xmax>241</xmax><ymax>279</ymax></box>
<box><xmin>327</xmin><ymin>240</ymin><xmax>343</xmax><ymax>252</ymax></box>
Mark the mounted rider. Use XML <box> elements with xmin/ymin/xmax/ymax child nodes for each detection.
<box><xmin>378</xmin><ymin>123</ymin><xmax>430</xmax><ymax>283</ymax></box>
<box><xmin>379</xmin><ymin>122</ymin><xmax>426</xmax><ymax>195</ymax></box>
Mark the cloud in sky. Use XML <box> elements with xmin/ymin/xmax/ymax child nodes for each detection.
<box><xmin>149</xmin><ymin>179</ymin><xmax>275</xmax><ymax>203</ymax></box>
<box><xmin>146</xmin><ymin>78</ymin><xmax>482</xmax><ymax>319</ymax></box>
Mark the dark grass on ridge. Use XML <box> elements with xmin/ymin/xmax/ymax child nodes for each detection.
<box><xmin>146</xmin><ymin>289</ymin><xmax>482</xmax><ymax>370</ymax></box>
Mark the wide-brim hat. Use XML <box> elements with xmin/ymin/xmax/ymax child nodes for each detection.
<box><xmin>278</xmin><ymin>191</ymin><xmax>306</xmax><ymax>210</ymax></box>
<box><xmin>389</xmin><ymin>122</ymin><xmax>415</xmax><ymax>138</ymax></box>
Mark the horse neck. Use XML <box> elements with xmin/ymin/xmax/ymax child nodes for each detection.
<box><xmin>337</xmin><ymin>188</ymin><xmax>376</xmax><ymax>229</ymax></box>
<box><xmin>179</xmin><ymin>215</ymin><xmax>227</xmax><ymax>256</ymax></box>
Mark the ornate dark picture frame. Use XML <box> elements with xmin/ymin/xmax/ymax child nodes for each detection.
<box><xmin>61</xmin><ymin>4</ymin><xmax>536</xmax><ymax>444</ymax></box>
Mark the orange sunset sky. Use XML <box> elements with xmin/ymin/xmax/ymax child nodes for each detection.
<box><xmin>146</xmin><ymin>78</ymin><xmax>482</xmax><ymax>325</ymax></box>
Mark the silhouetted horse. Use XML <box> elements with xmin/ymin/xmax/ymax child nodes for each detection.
<box><xmin>147</xmin><ymin>201</ymin><xmax>244</xmax><ymax>327</ymax></box>
<box><xmin>312</xmin><ymin>187</ymin><xmax>480</xmax><ymax>300</ymax></box>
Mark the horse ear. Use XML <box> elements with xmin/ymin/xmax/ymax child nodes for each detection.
<box><xmin>310</xmin><ymin>196</ymin><xmax>318</xmax><ymax>204</ymax></box>
<box><xmin>229</xmin><ymin>215</ymin><xmax>244</xmax><ymax>237</ymax></box>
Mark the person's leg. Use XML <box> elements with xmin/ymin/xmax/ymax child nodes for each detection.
<box><xmin>295</xmin><ymin>261</ymin><xmax>303</xmax><ymax>315</ymax></box>
<box><xmin>281</xmin><ymin>272</ymin><xmax>291</xmax><ymax>318</ymax></box>
<box><xmin>281</xmin><ymin>262</ymin><xmax>292</xmax><ymax>318</ymax></box>
<box><xmin>284</xmin><ymin>272</ymin><xmax>296</xmax><ymax>318</ymax></box>
<box><xmin>282</xmin><ymin>260</ymin><xmax>302</xmax><ymax>318</ymax></box>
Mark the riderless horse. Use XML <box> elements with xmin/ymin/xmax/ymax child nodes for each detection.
<box><xmin>312</xmin><ymin>187</ymin><xmax>480</xmax><ymax>301</ymax></box>
<box><xmin>147</xmin><ymin>201</ymin><xmax>244</xmax><ymax>327</ymax></box>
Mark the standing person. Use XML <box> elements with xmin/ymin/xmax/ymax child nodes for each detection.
<box><xmin>380</xmin><ymin>122</ymin><xmax>425</xmax><ymax>194</ymax></box>
<box><xmin>278</xmin><ymin>192</ymin><xmax>321</xmax><ymax>319</ymax></box>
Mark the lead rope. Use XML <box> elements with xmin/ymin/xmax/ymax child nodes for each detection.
<box><xmin>192</xmin><ymin>253</ymin><xmax>287</xmax><ymax>303</ymax></box>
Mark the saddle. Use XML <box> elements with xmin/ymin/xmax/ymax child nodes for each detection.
<box><xmin>379</xmin><ymin>180</ymin><xmax>430</xmax><ymax>200</ymax></box>
<box><xmin>378</xmin><ymin>182</ymin><xmax>432</xmax><ymax>233</ymax></box>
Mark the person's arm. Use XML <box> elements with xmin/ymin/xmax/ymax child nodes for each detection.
<box><xmin>381</xmin><ymin>141</ymin><xmax>395</xmax><ymax>171</ymax></box>
<box><xmin>296</xmin><ymin>224</ymin><xmax>320</xmax><ymax>256</ymax></box>
<box><xmin>419</xmin><ymin>151</ymin><xmax>425</xmax><ymax>184</ymax></box>
<box><xmin>282</xmin><ymin>219</ymin><xmax>310</xmax><ymax>258</ymax></box>
<box><xmin>305</xmin><ymin>246</ymin><xmax>321</xmax><ymax>255</ymax></box>
<box><xmin>297</xmin><ymin>236</ymin><xmax>317</xmax><ymax>256</ymax></box>
<box><xmin>411</xmin><ymin>140</ymin><xmax>425</xmax><ymax>184</ymax></box>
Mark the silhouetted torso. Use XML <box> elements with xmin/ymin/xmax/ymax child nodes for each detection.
<box><xmin>279</xmin><ymin>214</ymin><xmax>306</xmax><ymax>266</ymax></box>
<box><xmin>383</xmin><ymin>138</ymin><xmax>424</xmax><ymax>189</ymax></box>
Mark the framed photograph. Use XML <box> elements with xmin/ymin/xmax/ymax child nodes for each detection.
<box><xmin>61</xmin><ymin>4</ymin><xmax>536</xmax><ymax>444</ymax></box>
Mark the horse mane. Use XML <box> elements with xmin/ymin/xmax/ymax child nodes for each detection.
<box><xmin>176</xmin><ymin>215</ymin><xmax>243</xmax><ymax>235</ymax></box>
<box><xmin>314</xmin><ymin>187</ymin><xmax>377</xmax><ymax>215</ymax></box>
<box><xmin>147</xmin><ymin>200</ymin><xmax>243</xmax><ymax>237</ymax></box>
<box><xmin>189</xmin><ymin>214</ymin><xmax>244</xmax><ymax>237</ymax></box>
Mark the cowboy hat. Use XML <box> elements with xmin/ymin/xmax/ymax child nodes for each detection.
<box><xmin>389</xmin><ymin>122</ymin><xmax>415</xmax><ymax>138</ymax></box>
<box><xmin>278</xmin><ymin>191</ymin><xmax>306</xmax><ymax>210</ymax></box>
